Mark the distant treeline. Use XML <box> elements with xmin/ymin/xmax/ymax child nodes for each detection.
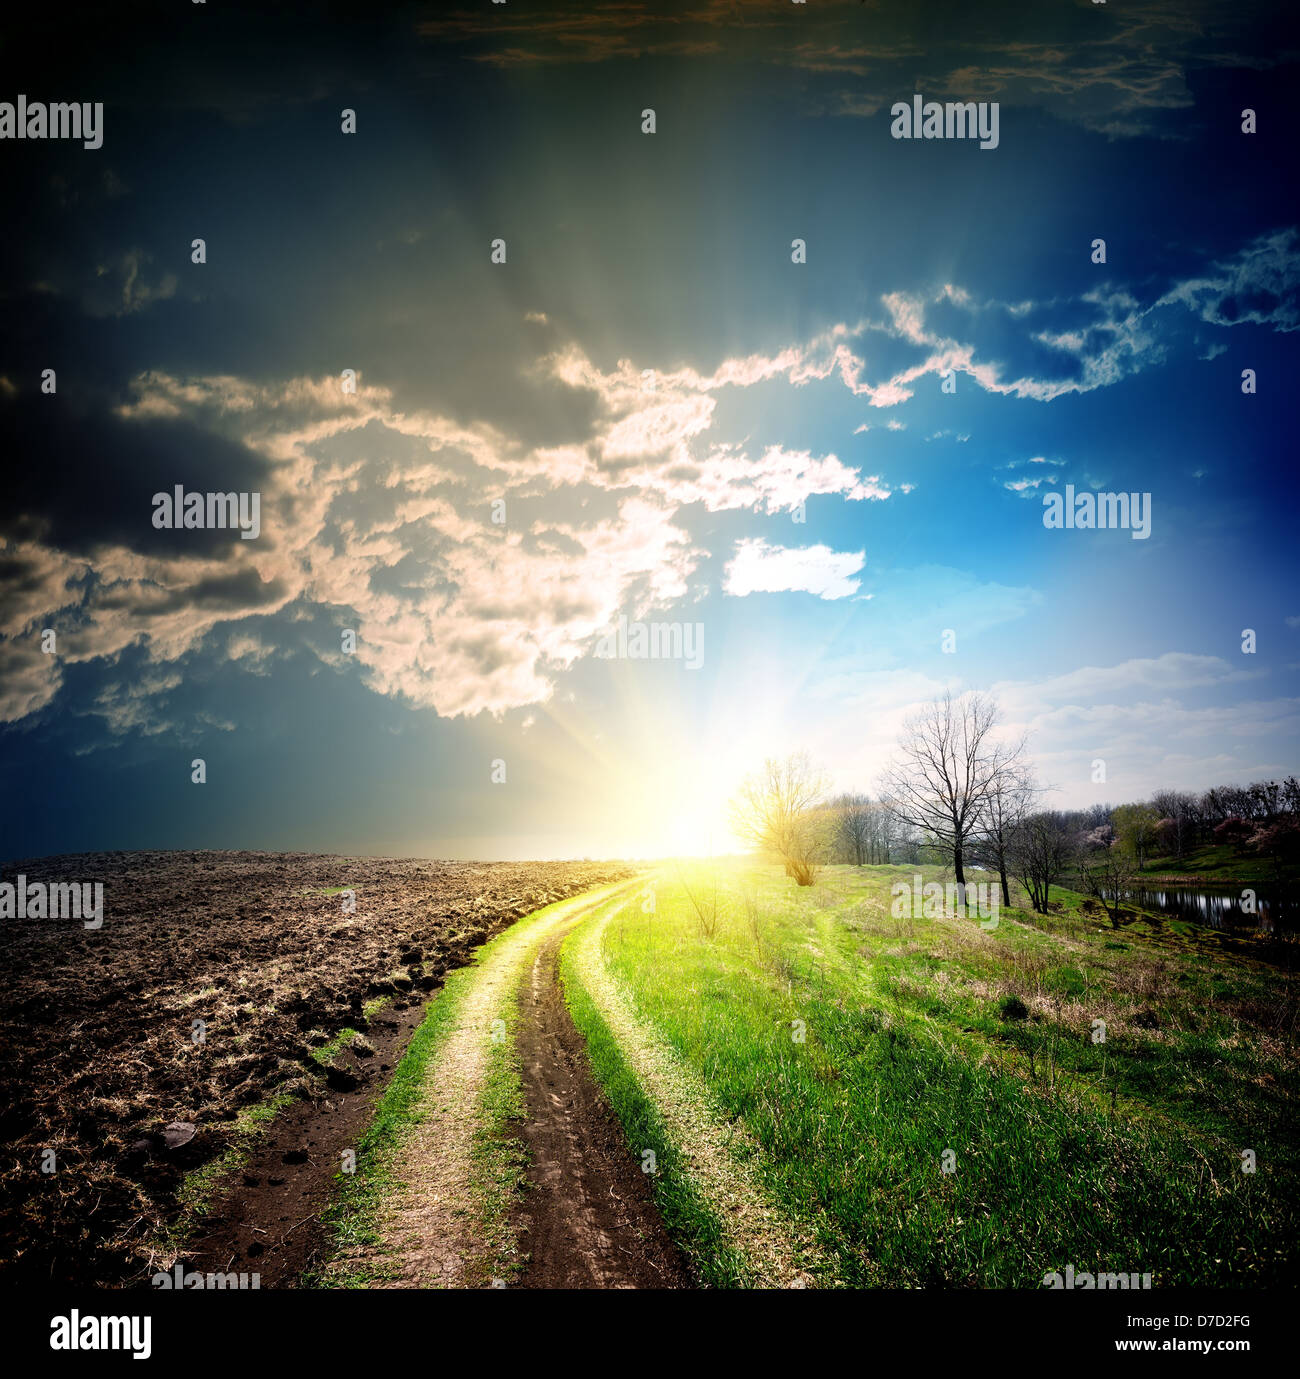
<box><xmin>825</xmin><ymin>776</ymin><xmax>1300</xmax><ymax>870</ymax></box>
<box><xmin>730</xmin><ymin>691</ymin><xmax>1299</xmax><ymax>914</ymax></box>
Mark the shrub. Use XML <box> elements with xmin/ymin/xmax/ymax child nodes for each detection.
<box><xmin>1214</xmin><ymin>816</ymin><xmax>1253</xmax><ymax>848</ymax></box>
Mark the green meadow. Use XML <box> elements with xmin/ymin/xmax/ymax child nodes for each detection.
<box><xmin>570</xmin><ymin>861</ymin><xmax>1299</xmax><ymax>1287</ymax></box>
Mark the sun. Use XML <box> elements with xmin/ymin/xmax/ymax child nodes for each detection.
<box><xmin>609</xmin><ymin>749</ymin><xmax>749</xmax><ymax>859</ymax></box>
<box><xmin>665</xmin><ymin>763</ymin><xmax>744</xmax><ymax>857</ymax></box>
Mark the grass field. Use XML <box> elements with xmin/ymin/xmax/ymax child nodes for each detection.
<box><xmin>563</xmin><ymin>860</ymin><xmax>1299</xmax><ymax>1287</ymax></box>
<box><xmin>1135</xmin><ymin>841</ymin><xmax>1287</xmax><ymax>887</ymax></box>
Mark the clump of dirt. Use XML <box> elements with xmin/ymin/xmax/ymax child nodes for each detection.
<box><xmin>0</xmin><ymin>850</ymin><xmax>631</xmax><ymax>1284</ymax></box>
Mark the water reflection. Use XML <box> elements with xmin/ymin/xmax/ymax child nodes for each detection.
<box><xmin>1123</xmin><ymin>885</ymin><xmax>1297</xmax><ymax>936</ymax></box>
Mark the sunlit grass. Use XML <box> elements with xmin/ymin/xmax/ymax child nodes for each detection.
<box><xmin>588</xmin><ymin>860</ymin><xmax>1299</xmax><ymax>1286</ymax></box>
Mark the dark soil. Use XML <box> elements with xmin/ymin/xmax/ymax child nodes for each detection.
<box><xmin>508</xmin><ymin>924</ymin><xmax>691</xmax><ymax>1288</ymax></box>
<box><xmin>0</xmin><ymin>850</ymin><xmax>632</xmax><ymax>1284</ymax></box>
<box><xmin>180</xmin><ymin>990</ymin><xmax>429</xmax><ymax>1289</ymax></box>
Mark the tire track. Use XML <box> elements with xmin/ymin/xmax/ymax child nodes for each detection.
<box><xmin>351</xmin><ymin>884</ymin><xmax>635</xmax><ymax>1286</ymax></box>
<box><xmin>509</xmin><ymin>922</ymin><xmax>690</xmax><ymax>1287</ymax></box>
<box><xmin>566</xmin><ymin>897</ymin><xmax>834</xmax><ymax>1287</ymax></box>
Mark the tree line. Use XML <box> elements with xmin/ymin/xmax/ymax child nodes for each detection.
<box><xmin>729</xmin><ymin>690</ymin><xmax>1300</xmax><ymax>919</ymax></box>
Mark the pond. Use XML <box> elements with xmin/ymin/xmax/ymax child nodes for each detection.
<box><xmin>1122</xmin><ymin>883</ymin><xmax>1298</xmax><ymax>937</ymax></box>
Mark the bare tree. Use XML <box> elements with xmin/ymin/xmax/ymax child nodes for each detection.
<box><xmin>972</xmin><ymin>753</ymin><xmax>1035</xmax><ymax>907</ymax></box>
<box><xmin>1008</xmin><ymin>811</ymin><xmax>1073</xmax><ymax>914</ymax></box>
<box><xmin>1151</xmin><ymin>789</ymin><xmax>1197</xmax><ymax>859</ymax></box>
<box><xmin>865</xmin><ymin>801</ymin><xmax>893</xmax><ymax>864</ymax></box>
<box><xmin>878</xmin><ymin>690</ymin><xmax>1012</xmax><ymax>895</ymax></box>
<box><xmin>1077</xmin><ymin>837</ymin><xmax>1134</xmax><ymax>927</ymax></box>
<box><xmin>832</xmin><ymin>793</ymin><xmax>872</xmax><ymax>866</ymax></box>
<box><xmin>882</xmin><ymin>808</ymin><xmax>923</xmax><ymax>865</ymax></box>
<box><xmin>730</xmin><ymin>752</ymin><xmax>831</xmax><ymax>886</ymax></box>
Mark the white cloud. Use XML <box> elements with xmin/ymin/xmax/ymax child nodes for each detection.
<box><xmin>723</xmin><ymin>538</ymin><xmax>865</xmax><ymax>601</ymax></box>
<box><xmin>993</xmin><ymin>653</ymin><xmax>1255</xmax><ymax>712</ymax></box>
<box><xmin>800</xmin><ymin>655</ymin><xmax>1293</xmax><ymax>806</ymax></box>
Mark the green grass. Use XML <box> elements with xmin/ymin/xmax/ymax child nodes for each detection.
<box><xmin>465</xmin><ymin>967</ymin><xmax>531</xmax><ymax>1287</ymax></box>
<box><xmin>582</xmin><ymin>861</ymin><xmax>1299</xmax><ymax>1287</ymax></box>
<box><xmin>308</xmin><ymin>980</ymin><xmax>466</xmax><ymax>1286</ymax></box>
<box><xmin>1136</xmin><ymin>842</ymin><xmax>1284</xmax><ymax>887</ymax></box>
<box><xmin>559</xmin><ymin>918</ymin><xmax>751</xmax><ymax>1287</ymax></box>
<box><xmin>307</xmin><ymin>996</ymin><xmax>390</xmax><ymax>1066</ymax></box>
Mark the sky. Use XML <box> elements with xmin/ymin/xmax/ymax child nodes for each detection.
<box><xmin>1</xmin><ymin>0</ymin><xmax>1298</xmax><ymax>860</ymax></box>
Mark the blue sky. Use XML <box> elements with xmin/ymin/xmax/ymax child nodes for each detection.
<box><xmin>1</xmin><ymin>0</ymin><xmax>1297</xmax><ymax>859</ymax></box>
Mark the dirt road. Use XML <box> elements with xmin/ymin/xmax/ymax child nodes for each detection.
<box><xmin>509</xmin><ymin>922</ymin><xmax>690</xmax><ymax>1287</ymax></box>
<box><xmin>340</xmin><ymin>883</ymin><xmax>688</xmax><ymax>1288</ymax></box>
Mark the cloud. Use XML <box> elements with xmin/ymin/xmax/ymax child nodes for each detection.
<box><xmin>538</xmin><ymin>340</ymin><xmax>900</xmax><ymax>511</ymax></box>
<box><xmin>79</xmin><ymin>250</ymin><xmax>178</xmax><ymax>319</ymax></box>
<box><xmin>795</xmin><ymin>228</ymin><xmax>1300</xmax><ymax>410</ymax></box>
<box><xmin>1019</xmin><ymin>696</ymin><xmax>1300</xmax><ymax>802</ymax></box>
<box><xmin>3</xmin><ymin>212</ymin><xmax>1290</xmax><ymax>737</ymax></box>
<box><xmin>978</xmin><ymin>653</ymin><xmax>1291</xmax><ymax>798</ymax></box>
<box><xmin>0</xmin><ymin>632</ymin><xmax>63</xmax><ymax>724</ymax></box>
<box><xmin>723</xmin><ymin>538</ymin><xmax>866</xmax><ymax>601</ymax></box>
<box><xmin>803</xmin><ymin>653</ymin><xmax>1293</xmax><ymax>806</ymax></box>
<box><xmin>412</xmin><ymin>0</ymin><xmax>1278</xmax><ymax>142</ymax></box>
<box><xmin>994</xmin><ymin>653</ymin><xmax>1256</xmax><ymax>710</ymax></box>
<box><xmin>0</xmin><ymin>319</ymin><xmax>909</xmax><ymax>728</ymax></box>
<box><xmin>1157</xmin><ymin>228</ymin><xmax>1300</xmax><ymax>334</ymax></box>
<box><xmin>869</xmin><ymin>284</ymin><xmax>1163</xmax><ymax>403</ymax></box>
<box><xmin>1001</xmin><ymin>455</ymin><xmax>1065</xmax><ymax>494</ymax></box>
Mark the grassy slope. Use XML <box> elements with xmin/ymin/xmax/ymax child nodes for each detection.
<box><xmin>1135</xmin><ymin>841</ymin><xmax>1284</xmax><ymax>887</ymax></box>
<box><xmin>580</xmin><ymin>861</ymin><xmax>1298</xmax><ymax>1287</ymax></box>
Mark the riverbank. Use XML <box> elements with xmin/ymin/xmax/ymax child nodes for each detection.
<box><xmin>1135</xmin><ymin>842</ymin><xmax>1289</xmax><ymax>888</ymax></box>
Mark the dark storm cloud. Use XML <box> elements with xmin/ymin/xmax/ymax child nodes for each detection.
<box><xmin>0</xmin><ymin>388</ymin><xmax>271</xmax><ymax>557</ymax></box>
<box><xmin>412</xmin><ymin>0</ymin><xmax>1289</xmax><ymax>137</ymax></box>
<box><xmin>2</xmin><ymin>2</ymin><xmax>404</xmax><ymax>119</ymax></box>
<box><xmin>97</xmin><ymin>566</ymin><xmax>288</xmax><ymax>617</ymax></box>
